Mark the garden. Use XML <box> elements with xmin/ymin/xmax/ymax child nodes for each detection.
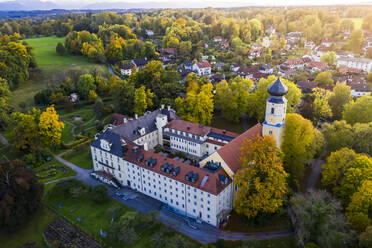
<box><xmin>34</xmin><ymin>159</ymin><xmax>77</xmax><ymax>184</ymax></box>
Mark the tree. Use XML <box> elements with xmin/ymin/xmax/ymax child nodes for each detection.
<box><xmin>0</xmin><ymin>78</ymin><xmax>11</xmax><ymax>129</ymax></box>
<box><xmin>322</xmin><ymin>121</ymin><xmax>354</xmax><ymax>155</ymax></box>
<box><xmin>88</xmin><ymin>90</ymin><xmax>98</xmax><ymax>102</ymax></box>
<box><xmin>314</xmin><ymin>71</ymin><xmax>334</xmax><ymax>86</ymax></box>
<box><xmin>282</xmin><ymin>114</ymin><xmax>323</xmax><ymax>188</ymax></box>
<box><xmin>311</xmin><ymin>88</ymin><xmax>333</xmax><ymax>125</ymax></box>
<box><xmin>10</xmin><ymin>109</ymin><xmax>41</xmax><ymax>152</ymax></box>
<box><xmin>348</xmin><ymin>29</ymin><xmax>364</xmax><ymax>54</ymax></box>
<box><xmin>247</xmin><ymin>76</ymin><xmax>301</xmax><ymax>122</ymax></box>
<box><xmin>77</xmin><ymin>74</ymin><xmax>96</xmax><ymax>99</ymax></box>
<box><xmin>346</xmin><ymin>181</ymin><xmax>372</xmax><ymax>231</ymax></box>
<box><xmin>114</xmin><ymin>80</ymin><xmax>135</xmax><ymax>115</ymax></box>
<box><xmin>234</xmin><ymin>135</ymin><xmax>288</xmax><ymax>219</ymax></box>
<box><xmin>38</xmin><ymin>106</ymin><xmax>64</xmax><ymax>148</ymax></box>
<box><xmin>328</xmin><ymin>83</ymin><xmax>352</xmax><ymax>120</ymax></box>
<box><xmin>215</xmin><ymin>77</ymin><xmax>254</xmax><ymax>123</ymax></box>
<box><xmin>175</xmin><ymin>82</ymin><xmax>214</xmax><ymax>125</ymax></box>
<box><xmin>320</xmin><ymin>51</ymin><xmax>337</xmax><ymax>67</ymax></box>
<box><xmin>367</xmin><ymin>72</ymin><xmax>372</xmax><ymax>87</ymax></box>
<box><xmin>359</xmin><ymin>226</ymin><xmax>372</xmax><ymax>248</ymax></box>
<box><xmin>56</xmin><ymin>42</ymin><xmax>65</xmax><ymax>55</ymax></box>
<box><xmin>352</xmin><ymin>122</ymin><xmax>372</xmax><ymax>156</ymax></box>
<box><xmin>343</xmin><ymin>95</ymin><xmax>372</xmax><ymax>125</ymax></box>
<box><xmin>134</xmin><ymin>86</ymin><xmax>154</xmax><ymax>116</ymax></box>
<box><xmin>93</xmin><ymin>97</ymin><xmax>105</xmax><ymax>118</ymax></box>
<box><xmin>0</xmin><ymin>160</ymin><xmax>43</xmax><ymax>232</ymax></box>
<box><xmin>290</xmin><ymin>191</ymin><xmax>353</xmax><ymax>248</ymax></box>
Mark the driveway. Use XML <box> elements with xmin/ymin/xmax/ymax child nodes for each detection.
<box><xmin>54</xmin><ymin>152</ymin><xmax>293</xmax><ymax>244</ymax></box>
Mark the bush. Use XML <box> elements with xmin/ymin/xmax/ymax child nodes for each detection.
<box><xmin>90</xmin><ymin>184</ymin><xmax>109</xmax><ymax>203</ymax></box>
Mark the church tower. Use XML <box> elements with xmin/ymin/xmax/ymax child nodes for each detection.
<box><xmin>262</xmin><ymin>77</ymin><xmax>288</xmax><ymax>147</ymax></box>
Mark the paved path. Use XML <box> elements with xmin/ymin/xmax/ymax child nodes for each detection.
<box><xmin>306</xmin><ymin>159</ymin><xmax>324</xmax><ymax>191</ymax></box>
<box><xmin>54</xmin><ymin>152</ymin><xmax>294</xmax><ymax>244</ymax></box>
<box><xmin>61</xmin><ymin>118</ymin><xmax>77</xmax><ymax>138</ymax></box>
<box><xmin>0</xmin><ymin>133</ymin><xmax>9</xmax><ymax>146</ymax></box>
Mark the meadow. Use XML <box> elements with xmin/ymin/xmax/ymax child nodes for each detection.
<box><xmin>9</xmin><ymin>36</ymin><xmax>107</xmax><ymax>110</ymax></box>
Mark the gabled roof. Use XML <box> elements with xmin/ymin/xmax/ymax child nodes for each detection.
<box><xmin>217</xmin><ymin>124</ymin><xmax>263</xmax><ymax>174</ymax></box>
<box><xmin>91</xmin><ymin>131</ymin><xmax>124</xmax><ymax>157</ymax></box>
<box><xmin>195</xmin><ymin>61</ymin><xmax>211</xmax><ymax>68</ymax></box>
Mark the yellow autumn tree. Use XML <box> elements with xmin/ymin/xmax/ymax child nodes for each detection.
<box><xmin>38</xmin><ymin>106</ymin><xmax>64</xmax><ymax>148</ymax></box>
<box><xmin>234</xmin><ymin>135</ymin><xmax>288</xmax><ymax>219</ymax></box>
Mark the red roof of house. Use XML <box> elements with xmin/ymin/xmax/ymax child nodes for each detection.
<box><xmin>307</xmin><ymin>61</ymin><xmax>328</xmax><ymax>70</ymax></box>
<box><xmin>123</xmin><ymin>144</ymin><xmax>231</xmax><ymax>195</ymax></box>
<box><xmin>196</xmin><ymin>61</ymin><xmax>211</xmax><ymax>68</ymax></box>
<box><xmin>110</xmin><ymin>113</ymin><xmax>132</xmax><ymax>126</ymax></box>
<box><xmin>166</xmin><ymin>119</ymin><xmax>239</xmax><ymax>138</ymax></box>
<box><xmin>285</xmin><ymin>58</ymin><xmax>303</xmax><ymax>65</ymax></box>
<box><xmin>217</xmin><ymin>123</ymin><xmax>262</xmax><ymax>173</ymax></box>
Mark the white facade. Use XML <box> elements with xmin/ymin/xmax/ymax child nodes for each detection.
<box><xmin>193</xmin><ymin>63</ymin><xmax>211</xmax><ymax>76</ymax></box>
<box><xmin>337</xmin><ymin>58</ymin><xmax>372</xmax><ymax>73</ymax></box>
<box><xmin>120</xmin><ymin>68</ymin><xmax>132</xmax><ymax>76</ymax></box>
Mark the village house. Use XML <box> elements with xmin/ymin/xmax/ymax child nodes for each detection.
<box><xmin>262</xmin><ymin>36</ymin><xmax>270</xmax><ymax>48</ymax></box>
<box><xmin>316</xmin><ymin>45</ymin><xmax>329</xmax><ymax>57</ymax></box>
<box><xmin>306</xmin><ymin>61</ymin><xmax>329</xmax><ymax>73</ymax></box>
<box><xmin>336</xmin><ymin>57</ymin><xmax>372</xmax><ymax>73</ymax></box>
<box><xmin>284</xmin><ymin>58</ymin><xmax>304</xmax><ymax>70</ymax></box>
<box><xmin>230</xmin><ymin>64</ymin><xmax>240</xmax><ymax>72</ymax></box>
<box><xmin>304</xmin><ymin>41</ymin><xmax>316</xmax><ymax>51</ymax></box>
<box><xmin>320</xmin><ymin>37</ymin><xmax>337</xmax><ymax>48</ymax></box>
<box><xmin>193</xmin><ymin>61</ymin><xmax>212</xmax><ymax>76</ymax></box>
<box><xmin>120</xmin><ymin>63</ymin><xmax>134</xmax><ymax>76</ymax></box>
<box><xmin>146</xmin><ymin>30</ymin><xmax>154</xmax><ymax>36</ymax></box>
<box><xmin>259</xmin><ymin>64</ymin><xmax>273</xmax><ymax>74</ymax></box>
<box><xmin>184</xmin><ymin>61</ymin><xmax>192</xmax><ymax>71</ymax></box>
<box><xmin>349</xmin><ymin>83</ymin><xmax>371</xmax><ymax>97</ymax></box>
<box><xmin>132</xmin><ymin>58</ymin><xmax>148</xmax><ymax>69</ymax></box>
<box><xmin>248</xmin><ymin>46</ymin><xmax>262</xmax><ymax>59</ymax></box>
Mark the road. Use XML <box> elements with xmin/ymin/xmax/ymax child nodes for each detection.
<box><xmin>306</xmin><ymin>159</ymin><xmax>324</xmax><ymax>192</ymax></box>
<box><xmin>0</xmin><ymin>133</ymin><xmax>9</xmax><ymax>146</ymax></box>
<box><xmin>53</xmin><ymin>152</ymin><xmax>294</xmax><ymax>244</ymax></box>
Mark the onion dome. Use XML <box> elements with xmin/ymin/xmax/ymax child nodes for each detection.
<box><xmin>267</xmin><ymin>77</ymin><xmax>288</xmax><ymax>96</ymax></box>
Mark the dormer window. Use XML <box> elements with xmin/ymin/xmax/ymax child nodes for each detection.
<box><xmin>100</xmin><ymin>139</ymin><xmax>112</xmax><ymax>151</ymax></box>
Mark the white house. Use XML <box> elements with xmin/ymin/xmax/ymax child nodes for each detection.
<box><xmin>120</xmin><ymin>63</ymin><xmax>134</xmax><ymax>76</ymax></box>
<box><xmin>349</xmin><ymin>83</ymin><xmax>371</xmax><ymax>97</ymax></box>
<box><xmin>337</xmin><ymin>57</ymin><xmax>372</xmax><ymax>73</ymax></box>
<box><xmin>193</xmin><ymin>61</ymin><xmax>211</xmax><ymax>76</ymax></box>
<box><xmin>146</xmin><ymin>30</ymin><xmax>154</xmax><ymax>36</ymax></box>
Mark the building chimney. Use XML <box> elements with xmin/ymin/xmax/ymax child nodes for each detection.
<box><xmin>135</xmin><ymin>114</ymin><xmax>138</xmax><ymax>119</ymax></box>
<box><xmin>161</xmin><ymin>104</ymin><xmax>164</xmax><ymax>109</ymax></box>
<box><xmin>167</xmin><ymin>106</ymin><xmax>171</xmax><ymax>111</ymax></box>
<box><xmin>124</xmin><ymin>118</ymin><xmax>127</xmax><ymax>123</ymax></box>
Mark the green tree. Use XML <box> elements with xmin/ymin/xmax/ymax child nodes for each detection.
<box><xmin>175</xmin><ymin>81</ymin><xmax>214</xmax><ymax>125</ymax></box>
<box><xmin>247</xmin><ymin>76</ymin><xmax>301</xmax><ymax>122</ymax></box>
<box><xmin>320</xmin><ymin>51</ymin><xmax>337</xmax><ymax>67</ymax></box>
<box><xmin>56</xmin><ymin>42</ymin><xmax>65</xmax><ymax>55</ymax></box>
<box><xmin>311</xmin><ymin>87</ymin><xmax>333</xmax><ymax>125</ymax></box>
<box><xmin>328</xmin><ymin>83</ymin><xmax>352</xmax><ymax>120</ymax></box>
<box><xmin>314</xmin><ymin>71</ymin><xmax>334</xmax><ymax>86</ymax></box>
<box><xmin>348</xmin><ymin>29</ymin><xmax>364</xmax><ymax>54</ymax></box>
<box><xmin>343</xmin><ymin>95</ymin><xmax>372</xmax><ymax>125</ymax></box>
<box><xmin>114</xmin><ymin>80</ymin><xmax>135</xmax><ymax>115</ymax></box>
<box><xmin>282</xmin><ymin>113</ymin><xmax>323</xmax><ymax>188</ymax></box>
<box><xmin>290</xmin><ymin>191</ymin><xmax>353</xmax><ymax>248</ymax></box>
<box><xmin>93</xmin><ymin>97</ymin><xmax>105</xmax><ymax>118</ymax></box>
<box><xmin>0</xmin><ymin>160</ymin><xmax>43</xmax><ymax>232</ymax></box>
<box><xmin>346</xmin><ymin>180</ymin><xmax>372</xmax><ymax>231</ymax></box>
<box><xmin>352</xmin><ymin>122</ymin><xmax>372</xmax><ymax>156</ymax></box>
<box><xmin>234</xmin><ymin>135</ymin><xmax>288</xmax><ymax>219</ymax></box>
<box><xmin>77</xmin><ymin>74</ymin><xmax>96</xmax><ymax>99</ymax></box>
<box><xmin>322</xmin><ymin>120</ymin><xmax>354</xmax><ymax>155</ymax></box>
<box><xmin>215</xmin><ymin>77</ymin><xmax>254</xmax><ymax>123</ymax></box>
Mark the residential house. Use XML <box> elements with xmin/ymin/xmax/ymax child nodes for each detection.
<box><xmin>316</xmin><ymin>46</ymin><xmax>329</xmax><ymax>57</ymax></box>
<box><xmin>349</xmin><ymin>83</ymin><xmax>371</xmax><ymax>97</ymax></box>
<box><xmin>304</xmin><ymin>41</ymin><xmax>316</xmax><ymax>51</ymax></box>
<box><xmin>306</xmin><ymin>61</ymin><xmax>329</xmax><ymax>73</ymax></box>
<box><xmin>215</xmin><ymin>62</ymin><xmax>225</xmax><ymax>71</ymax></box>
<box><xmin>146</xmin><ymin>30</ymin><xmax>154</xmax><ymax>36</ymax></box>
<box><xmin>213</xmin><ymin>36</ymin><xmax>223</xmax><ymax>42</ymax></box>
<box><xmin>262</xmin><ymin>36</ymin><xmax>270</xmax><ymax>48</ymax></box>
<box><xmin>259</xmin><ymin>64</ymin><xmax>273</xmax><ymax>74</ymax></box>
<box><xmin>193</xmin><ymin>61</ymin><xmax>212</xmax><ymax>76</ymax></box>
<box><xmin>121</xmin><ymin>63</ymin><xmax>134</xmax><ymax>76</ymax></box>
<box><xmin>132</xmin><ymin>58</ymin><xmax>148</xmax><ymax>69</ymax></box>
<box><xmin>320</xmin><ymin>38</ymin><xmax>337</xmax><ymax>48</ymax></box>
<box><xmin>336</xmin><ymin>57</ymin><xmax>372</xmax><ymax>73</ymax></box>
<box><xmin>230</xmin><ymin>64</ymin><xmax>240</xmax><ymax>72</ymax></box>
<box><xmin>248</xmin><ymin>45</ymin><xmax>262</xmax><ymax>59</ymax></box>
<box><xmin>284</xmin><ymin>58</ymin><xmax>304</xmax><ymax>70</ymax></box>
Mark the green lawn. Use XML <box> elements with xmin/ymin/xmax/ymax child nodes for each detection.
<box><xmin>0</xmin><ymin>207</ymin><xmax>56</xmax><ymax>248</ymax></box>
<box><xmin>341</xmin><ymin>18</ymin><xmax>363</xmax><ymax>30</ymax></box>
<box><xmin>23</xmin><ymin>36</ymin><xmax>91</xmax><ymax>67</ymax></box>
<box><xmin>35</xmin><ymin>158</ymin><xmax>77</xmax><ymax>184</ymax></box>
<box><xmin>61</xmin><ymin>122</ymin><xmax>74</xmax><ymax>144</ymax></box>
<box><xmin>211</xmin><ymin>116</ymin><xmax>245</xmax><ymax>134</ymax></box>
<box><xmin>43</xmin><ymin>184</ymin><xmax>190</xmax><ymax>248</ymax></box>
<box><xmin>62</xmin><ymin>145</ymin><xmax>93</xmax><ymax>169</ymax></box>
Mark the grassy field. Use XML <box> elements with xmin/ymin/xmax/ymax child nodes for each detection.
<box><xmin>62</xmin><ymin>145</ymin><xmax>93</xmax><ymax>169</ymax></box>
<box><xmin>9</xmin><ymin>36</ymin><xmax>107</xmax><ymax>110</ymax></box>
<box><xmin>24</xmin><ymin>36</ymin><xmax>91</xmax><ymax>67</ymax></box>
<box><xmin>0</xmin><ymin>207</ymin><xmax>56</xmax><ymax>248</ymax></box>
<box><xmin>342</xmin><ymin>18</ymin><xmax>363</xmax><ymax>30</ymax></box>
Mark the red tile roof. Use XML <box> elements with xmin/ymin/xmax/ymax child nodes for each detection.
<box><xmin>166</xmin><ymin>119</ymin><xmax>239</xmax><ymax>138</ymax></box>
<box><xmin>196</xmin><ymin>61</ymin><xmax>211</xmax><ymax>68</ymax></box>
<box><xmin>124</xmin><ymin>144</ymin><xmax>231</xmax><ymax>195</ymax></box>
<box><xmin>110</xmin><ymin>113</ymin><xmax>132</xmax><ymax>126</ymax></box>
<box><xmin>217</xmin><ymin>123</ymin><xmax>263</xmax><ymax>173</ymax></box>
